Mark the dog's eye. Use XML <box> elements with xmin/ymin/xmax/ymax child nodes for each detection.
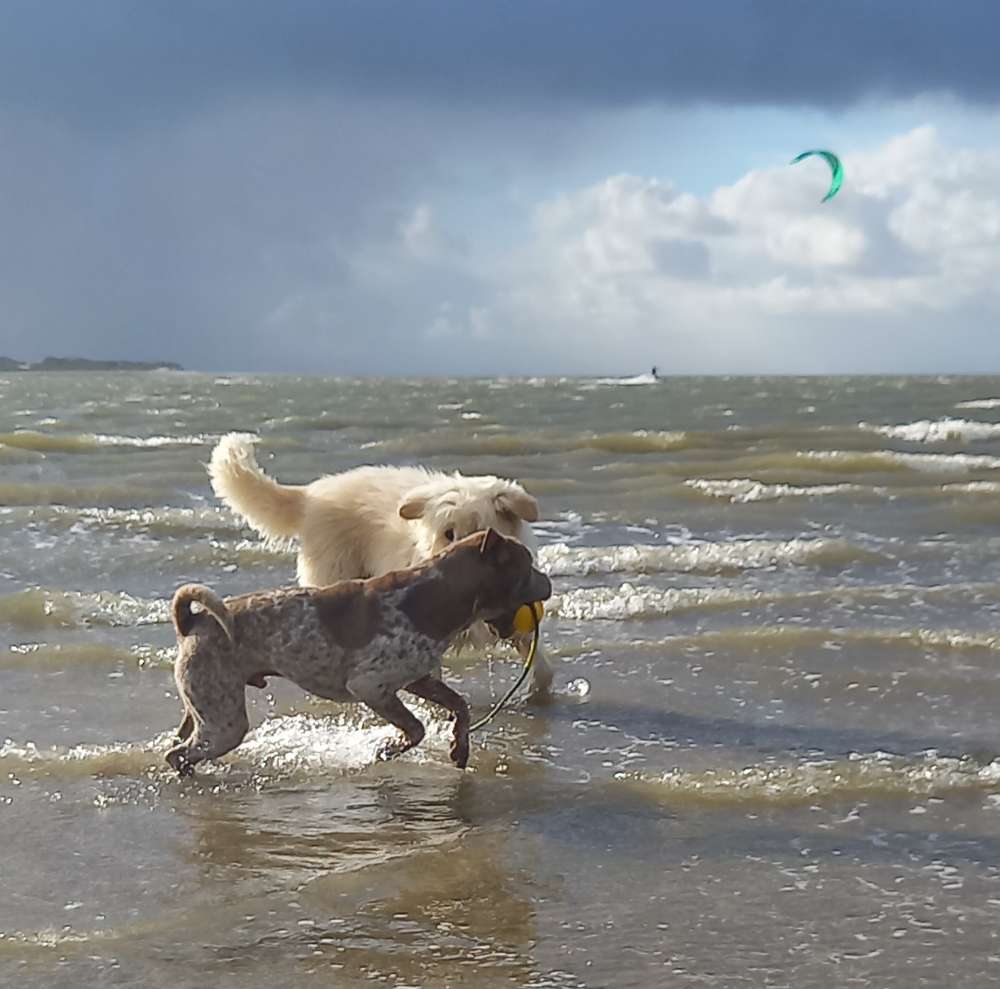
<box><xmin>444</xmin><ymin>528</ymin><xmax>456</xmax><ymax>542</ymax></box>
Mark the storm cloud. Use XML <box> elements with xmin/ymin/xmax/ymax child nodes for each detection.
<box><xmin>3</xmin><ymin>1</ymin><xmax>1000</xmax><ymax>129</ymax></box>
<box><xmin>1</xmin><ymin>2</ymin><xmax>1000</xmax><ymax>373</ymax></box>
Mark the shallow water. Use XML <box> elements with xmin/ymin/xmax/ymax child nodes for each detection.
<box><xmin>5</xmin><ymin>372</ymin><xmax>1000</xmax><ymax>986</ymax></box>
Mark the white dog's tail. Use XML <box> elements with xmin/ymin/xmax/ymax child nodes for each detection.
<box><xmin>172</xmin><ymin>583</ymin><xmax>235</xmax><ymax>643</ymax></box>
<box><xmin>208</xmin><ymin>433</ymin><xmax>306</xmax><ymax>542</ymax></box>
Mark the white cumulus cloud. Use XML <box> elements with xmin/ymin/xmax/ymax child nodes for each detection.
<box><xmin>464</xmin><ymin>125</ymin><xmax>1000</xmax><ymax>372</ymax></box>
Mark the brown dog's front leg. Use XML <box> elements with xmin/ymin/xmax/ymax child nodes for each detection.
<box><xmin>348</xmin><ymin>680</ymin><xmax>427</xmax><ymax>761</ymax></box>
<box><xmin>404</xmin><ymin>675</ymin><xmax>470</xmax><ymax>769</ymax></box>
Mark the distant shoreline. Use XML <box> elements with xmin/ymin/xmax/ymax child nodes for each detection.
<box><xmin>0</xmin><ymin>356</ymin><xmax>182</xmax><ymax>372</ymax></box>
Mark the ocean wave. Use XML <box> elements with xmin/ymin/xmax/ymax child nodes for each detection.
<box><xmin>0</xmin><ymin>588</ymin><xmax>169</xmax><ymax>630</ymax></box>
<box><xmin>0</xmin><ymin>738</ymin><xmax>165</xmax><ymax>780</ymax></box>
<box><xmin>796</xmin><ymin>450</ymin><xmax>1000</xmax><ymax>473</ymax></box>
<box><xmin>685</xmin><ymin>478</ymin><xmax>876</xmax><ymax>503</ymax></box>
<box><xmin>589</xmin><ymin>373</ymin><xmax>660</xmax><ymax>387</ymax></box>
<box><xmin>549</xmin><ymin>583</ymin><xmax>763</xmax><ymax>621</ymax></box>
<box><xmin>0</xmin><ymin>482</ymin><xmax>178</xmax><ymax>509</ymax></box>
<box><xmin>91</xmin><ymin>433</ymin><xmax>211</xmax><ymax>448</ymax></box>
<box><xmin>955</xmin><ymin>398</ymin><xmax>1000</xmax><ymax>409</ymax></box>
<box><xmin>661</xmin><ymin>625</ymin><xmax>1000</xmax><ymax>656</ymax></box>
<box><xmin>941</xmin><ymin>481</ymin><xmax>1000</xmax><ymax>495</ymax></box>
<box><xmin>9</xmin><ymin>504</ymin><xmax>242</xmax><ymax>538</ymax></box>
<box><xmin>537</xmin><ymin>538</ymin><xmax>873</xmax><ymax>576</ymax></box>
<box><xmin>548</xmin><ymin>581</ymin><xmax>1000</xmax><ymax>622</ymax></box>
<box><xmin>2</xmin><ymin>642</ymin><xmax>143</xmax><ymax>669</ymax></box>
<box><xmin>0</xmin><ymin>430</ymin><xmax>214</xmax><ymax>454</ymax></box>
<box><xmin>685</xmin><ymin>475</ymin><xmax>1000</xmax><ymax>503</ymax></box>
<box><xmin>2</xmin><ymin>506</ymin><xmax>287</xmax><ymax>566</ymax></box>
<box><xmin>365</xmin><ymin>429</ymin><xmax>698</xmax><ymax>457</ymax></box>
<box><xmin>616</xmin><ymin>751</ymin><xmax>1000</xmax><ymax>808</ymax></box>
<box><xmin>0</xmin><ymin>431</ymin><xmax>106</xmax><ymax>454</ymax></box>
<box><xmin>859</xmin><ymin>419</ymin><xmax>1000</xmax><ymax>444</ymax></box>
<box><xmin>2</xmin><ymin>641</ymin><xmax>174</xmax><ymax>669</ymax></box>
<box><xmin>0</xmin><ymin>444</ymin><xmax>45</xmax><ymax>464</ymax></box>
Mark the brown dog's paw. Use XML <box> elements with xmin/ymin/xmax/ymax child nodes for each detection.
<box><xmin>450</xmin><ymin>734</ymin><xmax>470</xmax><ymax>770</ymax></box>
<box><xmin>165</xmin><ymin>746</ymin><xmax>195</xmax><ymax>777</ymax></box>
<box><xmin>375</xmin><ymin>740</ymin><xmax>405</xmax><ymax>762</ymax></box>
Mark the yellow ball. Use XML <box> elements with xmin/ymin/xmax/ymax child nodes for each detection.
<box><xmin>513</xmin><ymin>601</ymin><xmax>544</xmax><ymax>634</ymax></box>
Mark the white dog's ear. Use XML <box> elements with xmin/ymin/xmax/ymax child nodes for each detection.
<box><xmin>495</xmin><ymin>487</ymin><xmax>540</xmax><ymax>523</ymax></box>
<box><xmin>398</xmin><ymin>492</ymin><xmax>429</xmax><ymax>520</ymax></box>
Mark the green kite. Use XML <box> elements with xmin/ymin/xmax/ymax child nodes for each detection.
<box><xmin>791</xmin><ymin>149</ymin><xmax>843</xmax><ymax>202</ymax></box>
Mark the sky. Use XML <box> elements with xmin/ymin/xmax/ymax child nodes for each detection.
<box><xmin>2</xmin><ymin>0</ymin><xmax>1000</xmax><ymax>375</ymax></box>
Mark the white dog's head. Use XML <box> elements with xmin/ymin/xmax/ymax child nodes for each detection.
<box><xmin>398</xmin><ymin>474</ymin><xmax>539</xmax><ymax>559</ymax></box>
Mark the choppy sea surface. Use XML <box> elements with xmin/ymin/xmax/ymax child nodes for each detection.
<box><xmin>5</xmin><ymin>371</ymin><xmax>1000</xmax><ymax>986</ymax></box>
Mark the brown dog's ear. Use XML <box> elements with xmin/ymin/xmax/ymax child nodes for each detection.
<box><xmin>495</xmin><ymin>487</ymin><xmax>539</xmax><ymax>523</ymax></box>
<box><xmin>399</xmin><ymin>493</ymin><xmax>428</xmax><ymax>520</ymax></box>
<box><xmin>480</xmin><ymin>527</ymin><xmax>503</xmax><ymax>557</ymax></box>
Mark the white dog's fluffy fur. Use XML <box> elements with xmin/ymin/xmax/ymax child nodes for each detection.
<box><xmin>207</xmin><ymin>433</ymin><xmax>552</xmax><ymax>692</ymax></box>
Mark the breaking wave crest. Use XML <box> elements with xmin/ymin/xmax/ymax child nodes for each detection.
<box><xmin>8</xmin><ymin>504</ymin><xmax>242</xmax><ymax>538</ymax></box>
<box><xmin>366</xmin><ymin>429</ymin><xmax>701</xmax><ymax>457</ymax></box>
<box><xmin>795</xmin><ymin>450</ymin><xmax>1000</xmax><ymax>472</ymax></box>
<box><xmin>955</xmin><ymin>398</ymin><xmax>1000</xmax><ymax>409</ymax></box>
<box><xmin>550</xmin><ymin>583</ymin><xmax>763</xmax><ymax>621</ymax></box>
<box><xmin>0</xmin><ymin>588</ymin><xmax>169</xmax><ymax>630</ymax></box>
<box><xmin>537</xmin><ymin>538</ymin><xmax>874</xmax><ymax>576</ymax></box>
<box><xmin>549</xmin><ymin>581</ymin><xmax>1000</xmax><ymax>622</ymax></box>
<box><xmin>685</xmin><ymin>479</ymin><xmax>875</xmax><ymax>503</ymax></box>
<box><xmin>0</xmin><ymin>481</ymin><xmax>165</xmax><ymax>508</ymax></box>
<box><xmin>860</xmin><ymin>419</ymin><xmax>1000</xmax><ymax>444</ymax></box>
<box><xmin>1</xmin><ymin>642</ymin><xmax>172</xmax><ymax>669</ymax></box>
<box><xmin>617</xmin><ymin>751</ymin><xmax>1000</xmax><ymax>807</ymax></box>
<box><xmin>0</xmin><ymin>430</ymin><xmax>213</xmax><ymax>453</ymax></box>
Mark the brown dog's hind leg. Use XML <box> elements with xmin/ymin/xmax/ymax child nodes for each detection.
<box><xmin>174</xmin><ymin>711</ymin><xmax>194</xmax><ymax>743</ymax></box>
<box><xmin>404</xmin><ymin>675</ymin><xmax>470</xmax><ymax>769</ymax></box>
<box><xmin>165</xmin><ymin>703</ymin><xmax>250</xmax><ymax>777</ymax></box>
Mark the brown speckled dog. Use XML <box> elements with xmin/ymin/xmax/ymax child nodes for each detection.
<box><xmin>165</xmin><ymin>529</ymin><xmax>552</xmax><ymax>776</ymax></box>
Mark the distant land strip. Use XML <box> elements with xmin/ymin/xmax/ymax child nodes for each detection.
<box><xmin>0</xmin><ymin>356</ymin><xmax>182</xmax><ymax>371</ymax></box>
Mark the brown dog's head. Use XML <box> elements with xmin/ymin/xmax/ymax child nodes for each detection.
<box><xmin>456</xmin><ymin>528</ymin><xmax>552</xmax><ymax>633</ymax></box>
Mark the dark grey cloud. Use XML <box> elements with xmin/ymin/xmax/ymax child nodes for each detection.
<box><xmin>2</xmin><ymin>1</ymin><xmax>999</xmax><ymax>375</ymax></box>
<box><xmin>1</xmin><ymin>0</ymin><xmax>999</xmax><ymax>133</ymax></box>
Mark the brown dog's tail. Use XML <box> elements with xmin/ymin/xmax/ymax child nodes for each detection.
<box><xmin>172</xmin><ymin>584</ymin><xmax>235</xmax><ymax>644</ymax></box>
<box><xmin>208</xmin><ymin>433</ymin><xmax>306</xmax><ymax>543</ymax></box>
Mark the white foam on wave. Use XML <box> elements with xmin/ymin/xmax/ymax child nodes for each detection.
<box><xmin>955</xmin><ymin>398</ymin><xmax>1000</xmax><ymax>409</ymax></box>
<box><xmin>0</xmin><ymin>587</ymin><xmax>170</xmax><ymax>630</ymax></box>
<box><xmin>617</xmin><ymin>751</ymin><xmax>1000</xmax><ymax>807</ymax></box>
<box><xmin>237</xmin><ymin>711</ymin><xmax>452</xmax><ymax>774</ymax></box>
<box><xmin>589</xmin><ymin>373</ymin><xmax>660</xmax><ymax>387</ymax></box>
<box><xmin>0</xmin><ymin>709</ymin><xmax>456</xmax><ymax>782</ymax></box>
<box><xmin>860</xmin><ymin>419</ymin><xmax>1000</xmax><ymax>443</ymax></box>
<box><xmin>27</xmin><ymin>504</ymin><xmax>240</xmax><ymax>535</ymax></box>
<box><xmin>793</xmin><ymin>450</ymin><xmax>1000</xmax><ymax>472</ymax></box>
<box><xmin>685</xmin><ymin>478</ymin><xmax>873</xmax><ymax>503</ymax></box>
<box><xmin>549</xmin><ymin>583</ymin><xmax>759</xmax><ymax>621</ymax></box>
<box><xmin>92</xmin><ymin>433</ymin><xmax>212</xmax><ymax>448</ymax></box>
<box><xmin>538</xmin><ymin>537</ymin><xmax>866</xmax><ymax>576</ymax></box>
<box><xmin>942</xmin><ymin>481</ymin><xmax>1000</xmax><ymax>494</ymax></box>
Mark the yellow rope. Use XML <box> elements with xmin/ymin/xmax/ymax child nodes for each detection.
<box><xmin>469</xmin><ymin>610</ymin><xmax>540</xmax><ymax>733</ymax></box>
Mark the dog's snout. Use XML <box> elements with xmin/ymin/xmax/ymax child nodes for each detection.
<box><xmin>531</xmin><ymin>569</ymin><xmax>553</xmax><ymax>602</ymax></box>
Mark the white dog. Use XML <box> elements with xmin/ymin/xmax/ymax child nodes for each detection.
<box><xmin>207</xmin><ymin>433</ymin><xmax>553</xmax><ymax>693</ymax></box>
